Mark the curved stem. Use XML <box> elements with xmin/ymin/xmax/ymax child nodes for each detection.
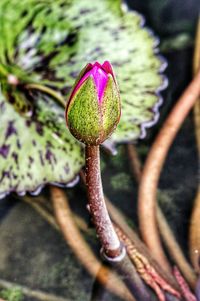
<box><xmin>80</xmin><ymin>170</ymin><xmax>180</xmax><ymax>291</ymax></box>
<box><xmin>51</xmin><ymin>186</ymin><xmax>134</xmax><ymax>301</ymax></box>
<box><xmin>127</xmin><ymin>144</ymin><xmax>196</xmax><ymax>288</ymax></box>
<box><xmin>22</xmin><ymin>191</ymin><xmax>134</xmax><ymax>301</ymax></box>
<box><xmin>157</xmin><ymin>207</ymin><xmax>197</xmax><ymax>288</ymax></box>
<box><xmin>106</xmin><ymin>198</ymin><xmax>175</xmax><ymax>286</ymax></box>
<box><xmin>127</xmin><ymin>144</ymin><xmax>142</xmax><ymax>182</ymax></box>
<box><xmin>110</xmin><ymin>254</ymin><xmax>154</xmax><ymax>301</ymax></box>
<box><xmin>189</xmin><ymin>188</ymin><xmax>200</xmax><ymax>272</ymax></box>
<box><xmin>173</xmin><ymin>267</ymin><xmax>197</xmax><ymax>301</ymax></box>
<box><xmin>193</xmin><ymin>17</ymin><xmax>200</xmax><ymax>77</ymax></box>
<box><xmin>85</xmin><ymin>145</ymin><xmax>122</xmax><ymax>258</ymax></box>
<box><xmin>26</xmin><ymin>83</ymin><xmax>66</xmax><ymax>107</ymax></box>
<box><xmin>138</xmin><ymin>69</ymin><xmax>200</xmax><ymax>273</ymax></box>
<box><xmin>189</xmin><ymin>16</ymin><xmax>200</xmax><ymax>272</ymax></box>
<box><xmin>22</xmin><ymin>196</ymin><xmax>60</xmax><ymax>231</ymax></box>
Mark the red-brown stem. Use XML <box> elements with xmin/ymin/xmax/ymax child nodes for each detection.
<box><xmin>189</xmin><ymin>16</ymin><xmax>200</xmax><ymax>272</ymax></box>
<box><xmin>127</xmin><ymin>144</ymin><xmax>142</xmax><ymax>182</ymax></box>
<box><xmin>80</xmin><ymin>170</ymin><xmax>180</xmax><ymax>291</ymax></box>
<box><xmin>157</xmin><ymin>207</ymin><xmax>197</xmax><ymax>288</ymax></box>
<box><xmin>127</xmin><ymin>144</ymin><xmax>196</xmax><ymax>287</ymax></box>
<box><xmin>138</xmin><ymin>69</ymin><xmax>200</xmax><ymax>272</ymax></box>
<box><xmin>51</xmin><ymin>187</ymin><xmax>134</xmax><ymax>301</ymax></box>
<box><xmin>85</xmin><ymin>145</ymin><xmax>122</xmax><ymax>258</ymax></box>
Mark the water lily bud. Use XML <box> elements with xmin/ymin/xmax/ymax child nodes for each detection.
<box><xmin>65</xmin><ymin>61</ymin><xmax>121</xmax><ymax>145</ymax></box>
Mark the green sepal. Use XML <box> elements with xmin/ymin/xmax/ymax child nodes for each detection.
<box><xmin>66</xmin><ymin>63</ymin><xmax>93</xmax><ymax>106</ymax></box>
<box><xmin>102</xmin><ymin>75</ymin><xmax>121</xmax><ymax>139</ymax></box>
<box><xmin>67</xmin><ymin>76</ymin><xmax>102</xmax><ymax>145</ymax></box>
<box><xmin>66</xmin><ymin>73</ymin><xmax>121</xmax><ymax>146</ymax></box>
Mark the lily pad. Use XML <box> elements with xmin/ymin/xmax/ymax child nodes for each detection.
<box><xmin>0</xmin><ymin>93</ymin><xmax>84</xmax><ymax>198</ymax></box>
<box><xmin>0</xmin><ymin>0</ymin><xmax>166</xmax><ymax>196</ymax></box>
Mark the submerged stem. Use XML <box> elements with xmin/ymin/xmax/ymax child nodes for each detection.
<box><xmin>138</xmin><ymin>69</ymin><xmax>200</xmax><ymax>274</ymax></box>
<box><xmin>189</xmin><ymin>16</ymin><xmax>200</xmax><ymax>272</ymax></box>
<box><xmin>51</xmin><ymin>187</ymin><xmax>134</xmax><ymax>301</ymax></box>
<box><xmin>127</xmin><ymin>144</ymin><xmax>196</xmax><ymax>288</ymax></box>
<box><xmin>85</xmin><ymin>145</ymin><xmax>122</xmax><ymax>259</ymax></box>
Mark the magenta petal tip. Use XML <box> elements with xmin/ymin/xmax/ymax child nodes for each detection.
<box><xmin>68</xmin><ymin>61</ymin><xmax>116</xmax><ymax>106</ymax></box>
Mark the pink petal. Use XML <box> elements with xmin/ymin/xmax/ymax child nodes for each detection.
<box><xmin>102</xmin><ymin>61</ymin><xmax>114</xmax><ymax>78</ymax></box>
<box><xmin>92</xmin><ymin>62</ymin><xmax>102</xmax><ymax>69</ymax></box>
<box><xmin>71</xmin><ymin>64</ymin><xmax>108</xmax><ymax>104</ymax></box>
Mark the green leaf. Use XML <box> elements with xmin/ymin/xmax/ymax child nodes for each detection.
<box><xmin>0</xmin><ymin>93</ymin><xmax>84</xmax><ymax>197</ymax></box>
<box><xmin>0</xmin><ymin>0</ymin><xmax>166</xmax><ymax>196</ymax></box>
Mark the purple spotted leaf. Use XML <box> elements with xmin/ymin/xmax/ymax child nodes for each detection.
<box><xmin>0</xmin><ymin>93</ymin><xmax>83</xmax><ymax>198</ymax></box>
<box><xmin>0</xmin><ymin>0</ymin><xmax>167</xmax><ymax>196</ymax></box>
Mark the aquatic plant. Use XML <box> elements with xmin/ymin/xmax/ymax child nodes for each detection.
<box><xmin>66</xmin><ymin>61</ymin><xmax>123</xmax><ymax>259</ymax></box>
<box><xmin>1</xmin><ymin>1</ymin><xmax>200</xmax><ymax>301</ymax></box>
<box><xmin>0</xmin><ymin>0</ymin><xmax>166</xmax><ymax>198</ymax></box>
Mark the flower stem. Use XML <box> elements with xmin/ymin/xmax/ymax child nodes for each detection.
<box><xmin>189</xmin><ymin>16</ymin><xmax>200</xmax><ymax>272</ymax></box>
<box><xmin>138</xmin><ymin>69</ymin><xmax>200</xmax><ymax>276</ymax></box>
<box><xmin>85</xmin><ymin>145</ymin><xmax>122</xmax><ymax>259</ymax></box>
<box><xmin>51</xmin><ymin>186</ymin><xmax>133</xmax><ymax>301</ymax></box>
<box><xmin>157</xmin><ymin>207</ymin><xmax>197</xmax><ymax>288</ymax></box>
<box><xmin>80</xmin><ymin>170</ymin><xmax>180</xmax><ymax>291</ymax></box>
<box><xmin>127</xmin><ymin>144</ymin><xmax>196</xmax><ymax>288</ymax></box>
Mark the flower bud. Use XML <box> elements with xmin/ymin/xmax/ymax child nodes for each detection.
<box><xmin>65</xmin><ymin>61</ymin><xmax>121</xmax><ymax>145</ymax></box>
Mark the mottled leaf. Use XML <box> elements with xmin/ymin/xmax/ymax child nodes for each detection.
<box><xmin>0</xmin><ymin>93</ymin><xmax>83</xmax><ymax>198</ymax></box>
<box><xmin>0</xmin><ymin>0</ymin><xmax>166</xmax><ymax>196</ymax></box>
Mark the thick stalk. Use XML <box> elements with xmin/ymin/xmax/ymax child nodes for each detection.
<box><xmin>51</xmin><ymin>187</ymin><xmax>134</xmax><ymax>301</ymax></box>
<box><xmin>80</xmin><ymin>170</ymin><xmax>180</xmax><ymax>290</ymax></box>
<box><xmin>85</xmin><ymin>145</ymin><xmax>122</xmax><ymax>258</ymax></box>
